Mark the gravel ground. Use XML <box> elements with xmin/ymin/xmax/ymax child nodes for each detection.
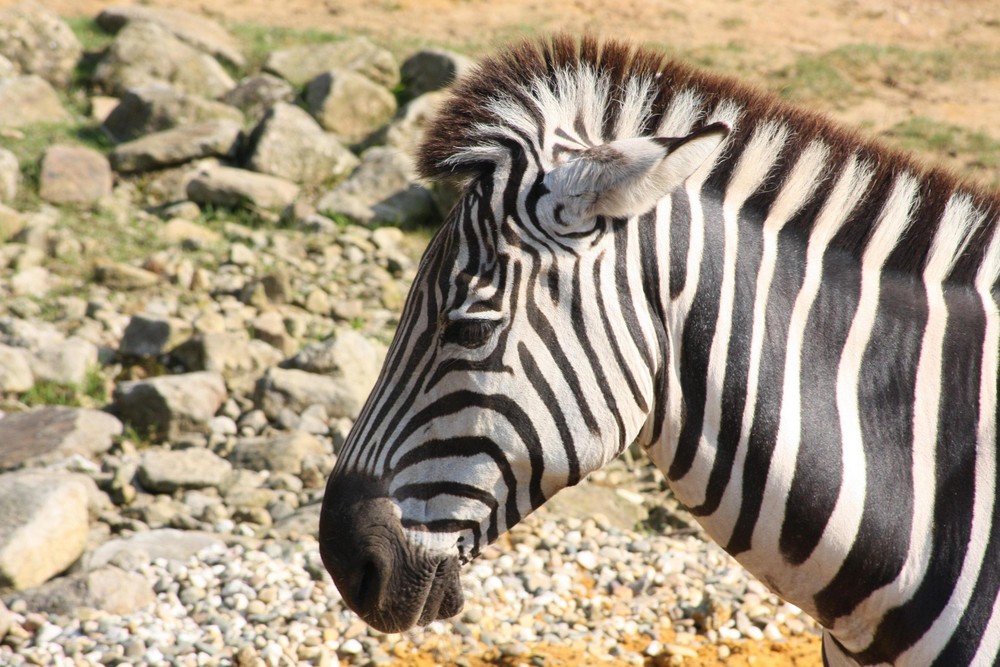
<box><xmin>1</xmin><ymin>462</ymin><xmax>821</xmax><ymax>667</ymax></box>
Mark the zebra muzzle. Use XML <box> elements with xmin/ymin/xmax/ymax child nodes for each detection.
<box><xmin>319</xmin><ymin>471</ymin><xmax>464</xmax><ymax>632</ymax></box>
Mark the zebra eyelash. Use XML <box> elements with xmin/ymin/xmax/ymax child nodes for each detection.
<box><xmin>440</xmin><ymin>318</ymin><xmax>500</xmax><ymax>349</ymax></box>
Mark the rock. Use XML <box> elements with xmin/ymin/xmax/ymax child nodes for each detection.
<box><xmin>103</xmin><ymin>85</ymin><xmax>244</xmax><ymax>143</ymax></box>
<box><xmin>0</xmin><ymin>53</ymin><xmax>14</xmax><ymax>78</ymax></box>
<box><xmin>0</xmin><ymin>148</ymin><xmax>18</xmax><ymax>202</ymax></box>
<box><xmin>16</xmin><ymin>566</ymin><xmax>155</xmax><ymax>615</ymax></box>
<box><xmin>96</xmin><ymin>5</ymin><xmax>244</xmax><ymax>68</ymax></box>
<box><xmin>0</xmin><ymin>407</ymin><xmax>122</xmax><ymax>470</ymax></box>
<box><xmin>305</xmin><ymin>69</ymin><xmax>397</xmax><ymax>144</ymax></box>
<box><xmin>38</xmin><ymin>144</ymin><xmax>113</xmax><ymax>205</ymax></box>
<box><xmin>93</xmin><ymin>259</ymin><xmax>161</xmax><ymax>290</ymax></box>
<box><xmin>400</xmin><ymin>48</ymin><xmax>474</xmax><ymax>100</ymax></box>
<box><xmin>246</xmin><ymin>102</ymin><xmax>359</xmax><ymax>186</ymax></box>
<box><xmin>119</xmin><ymin>313</ymin><xmax>193</xmax><ymax>357</ymax></box>
<box><xmin>172</xmin><ymin>331</ymin><xmax>283</xmax><ymax>378</ymax></box>
<box><xmin>30</xmin><ymin>336</ymin><xmax>98</xmax><ymax>386</ymax></box>
<box><xmin>540</xmin><ymin>481</ymin><xmax>648</xmax><ymax>531</ymax></box>
<box><xmin>0</xmin><ymin>3</ymin><xmax>82</xmax><ymax>87</ymax></box>
<box><xmin>251</xmin><ymin>311</ymin><xmax>297</xmax><ymax>356</ymax></box>
<box><xmin>0</xmin><ymin>471</ymin><xmax>91</xmax><ymax>590</ymax></box>
<box><xmin>254</xmin><ymin>367</ymin><xmax>365</xmax><ymax>421</ymax></box>
<box><xmin>0</xmin><ymin>75</ymin><xmax>69</xmax><ymax>127</ymax></box>
<box><xmin>109</xmin><ymin>119</ymin><xmax>243</xmax><ymax>173</ymax></box>
<box><xmin>83</xmin><ymin>528</ymin><xmax>224</xmax><ymax>570</ymax></box>
<box><xmin>220</xmin><ymin>74</ymin><xmax>295</xmax><ymax>123</ymax></box>
<box><xmin>88</xmin><ymin>95</ymin><xmax>119</xmax><ymax>123</ymax></box>
<box><xmin>270</xmin><ymin>502</ymin><xmax>321</xmax><ymax>540</ymax></box>
<box><xmin>0</xmin><ymin>344</ymin><xmax>32</xmax><ymax>393</ymax></box>
<box><xmin>137</xmin><ymin>447</ymin><xmax>233</xmax><ymax>493</ymax></box>
<box><xmin>94</xmin><ymin>21</ymin><xmax>234</xmax><ymax>98</ymax></box>
<box><xmin>186</xmin><ymin>165</ymin><xmax>300</xmax><ymax>211</ymax></box>
<box><xmin>0</xmin><ymin>600</ymin><xmax>9</xmax><ymax>642</ymax></box>
<box><xmin>113</xmin><ymin>371</ymin><xmax>227</xmax><ymax>440</ymax></box>
<box><xmin>9</xmin><ymin>265</ymin><xmax>50</xmax><ymax>297</ymax></box>
<box><xmin>159</xmin><ymin>217</ymin><xmax>222</xmax><ymax>248</ymax></box>
<box><xmin>230</xmin><ymin>432</ymin><xmax>327</xmax><ymax>474</ymax></box>
<box><xmin>265</xmin><ymin>37</ymin><xmax>399</xmax><ymax>88</ymax></box>
<box><xmin>316</xmin><ymin>146</ymin><xmax>439</xmax><ymax>225</ymax></box>
<box><xmin>364</xmin><ymin>91</ymin><xmax>448</xmax><ymax>155</ymax></box>
<box><xmin>0</xmin><ymin>205</ymin><xmax>24</xmax><ymax>241</ymax></box>
<box><xmin>288</xmin><ymin>327</ymin><xmax>385</xmax><ymax>380</ymax></box>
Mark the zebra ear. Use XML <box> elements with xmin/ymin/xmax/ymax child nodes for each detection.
<box><xmin>548</xmin><ymin>122</ymin><xmax>729</xmax><ymax>221</ymax></box>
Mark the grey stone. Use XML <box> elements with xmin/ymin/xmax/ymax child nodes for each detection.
<box><xmin>0</xmin><ymin>599</ymin><xmax>9</xmax><ymax>642</ymax></box>
<box><xmin>220</xmin><ymin>74</ymin><xmax>295</xmax><ymax>123</ymax></box>
<box><xmin>113</xmin><ymin>371</ymin><xmax>227</xmax><ymax>440</ymax></box>
<box><xmin>0</xmin><ymin>148</ymin><xmax>18</xmax><ymax>203</ymax></box>
<box><xmin>83</xmin><ymin>528</ymin><xmax>224</xmax><ymax>570</ymax></box>
<box><xmin>305</xmin><ymin>69</ymin><xmax>397</xmax><ymax>144</ymax></box>
<box><xmin>0</xmin><ymin>75</ymin><xmax>69</xmax><ymax>127</ymax></box>
<box><xmin>30</xmin><ymin>336</ymin><xmax>98</xmax><ymax>386</ymax></box>
<box><xmin>93</xmin><ymin>259</ymin><xmax>161</xmax><ymax>290</ymax></box>
<box><xmin>246</xmin><ymin>102</ymin><xmax>359</xmax><ymax>186</ymax></box>
<box><xmin>110</xmin><ymin>119</ymin><xmax>243</xmax><ymax>173</ymax></box>
<box><xmin>0</xmin><ymin>3</ymin><xmax>82</xmax><ymax>87</ymax></box>
<box><xmin>0</xmin><ymin>204</ymin><xmax>24</xmax><ymax>241</ymax></box>
<box><xmin>254</xmin><ymin>366</ymin><xmax>363</xmax><ymax>421</ymax></box>
<box><xmin>172</xmin><ymin>330</ymin><xmax>283</xmax><ymax>379</ymax></box>
<box><xmin>103</xmin><ymin>85</ymin><xmax>244</xmax><ymax>143</ymax></box>
<box><xmin>270</xmin><ymin>502</ymin><xmax>320</xmax><ymax>540</ymax></box>
<box><xmin>0</xmin><ymin>407</ymin><xmax>122</xmax><ymax>470</ymax></box>
<box><xmin>94</xmin><ymin>21</ymin><xmax>234</xmax><ymax>98</ymax></box>
<box><xmin>0</xmin><ymin>53</ymin><xmax>15</xmax><ymax>79</ymax></box>
<box><xmin>39</xmin><ymin>144</ymin><xmax>113</xmax><ymax>205</ymax></box>
<box><xmin>186</xmin><ymin>165</ymin><xmax>300</xmax><ymax>211</ymax></box>
<box><xmin>540</xmin><ymin>481</ymin><xmax>649</xmax><ymax>531</ymax></box>
<box><xmin>0</xmin><ymin>344</ymin><xmax>32</xmax><ymax>393</ymax></box>
<box><xmin>400</xmin><ymin>48</ymin><xmax>474</xmax><ymax>100</ymax></box>
<box><xmin>16</xmin><ymin>566</ymin><xmax>155</xmax><ymax>615</ymax></box>
<box><xmin>230</xmin><ymin>431</ymin><xmax>327</xmax><ymax>474</ymax></box>
<box><xmin>137</xmin><ymin>446</ymin><xmax>233</xmax><ymax>493</ymax></box>
<box><xmin>96</xmin><ymin>5</ymin><xmax>244</xmax><ymax>68</ymax></box>
<box><xmin>288</xmin><ymin>327</ymin><xmax>385</xmax><ymax>380</ymax></box>
<box><xmin>316</xmin><ymin>146</ymin><xmax>439</xmax><ymax>225</ymax></box>
<box><xmin>119</xmin><ymin>313</ymin><xmax>193</xmax><ymax>357</ymax></box>
<box><xmin>158</xmin><ymin>217</ymin><xmax>222</xmax><ymax>248</ymax></box>
<box><xmin>0</xmin><ymin>471</ymin><xmax>91</xmax><ymax>590</ymax></box>
<box><xmin>9</xmin><ymin>265</ymin><xmax>50</xmax><ymax>297</ymax></box>
<box><xmin>364</xmin><ymin>90</ymin><xmax>448</xmax><ymax>155</ymax></box>
<box><xmin>251</xmin><ymin>311</ymin><xmax>297</xmax><ymax>356</ymax></box>
<box><xmin>265</xmin><ymin>37</ymin><xmax>399</xmax><ymax>88</ymax></box>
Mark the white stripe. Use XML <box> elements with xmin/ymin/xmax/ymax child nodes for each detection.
<box><xmin>683</xmin><ymin>121</ymin><xmax>789</xmax><ymax>509</ymax></box>
<box><xmin>824</xmin><ymin>173</ymin><xmax>921</xmax><ymax>650</ymax></box>
<box><xmin>656</xmin><ymin>87</ymin><xmax>702</xmax><ymax>137</ymax></box>
<box><xmin>902</xmin><ymin>207</ymin><xmax>997</xmax><ymax>664</ymax></box>
<box><xmin>972</xmin><ymin>591</ymin><xmax>1000</xmax><ymax>665</ymax></box>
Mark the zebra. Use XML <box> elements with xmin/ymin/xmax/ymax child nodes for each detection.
<box><xmin>319</xmin><ymin>35</ymin><xmax>1000</xmax><ymax>665</ymax></box>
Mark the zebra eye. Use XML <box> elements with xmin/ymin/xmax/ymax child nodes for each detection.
<box><xmin>441</xmin><ymin>318</ymin><xmax>497</xmax><ymax>349</ymax></box>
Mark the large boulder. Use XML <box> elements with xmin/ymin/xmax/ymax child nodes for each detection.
<box><xmin>0</xmin><ymin>148</ymin><xmax>19</xmax><ymax>203</ymax></box>
<box><xmin>109</xmin><ymin>120</ymin><xmax>243</xmax><ymax>173</ymax></box>
<box><xmin>0</xmin><ymin>3</ymin><xmax>82</xmax><ymax>87</ymax></box>
<box><xmin>246</xmin><ymin>102</ymin><xmax>359</xmax><ymax>186</ymax></box>
<box><xmin>137</xmin><ymin>446</ymin><xmax>233</xmax><ymax>493</ymax></box>
<box><xmin>254</xmin><ymin>367</ymin><xmax>364</xmax><ymax>421</ymax></box>
<box><xmin>93</xmin><ymin>21</ymin><xmax>234</xmax><ymax>98</ymax></box>
<box><xmin>0</xmin><ymin>344</ymin><xmax>32</xmax><ymax>394</ymax></box>
<box><xmin>400</xmin><ymin>48</ymin><xmax>474</xmax><ymax>101</ymax></box>
<box><xmin>264</xmin><ymin>37</ymin><xmax>399</xmax><ymax>88</ymax></box>
<box><xmin>96</xmin><ymin>5</ymin><xmax>245</xmax><ymax>68</ymax></box>
<box><xmin>30</xmin><ymin>336</ymin><xmax>99</xmax><ymax>386</ymax></box>
<box><xmin>39</xmin><ymin>144</ymin><xmax>113</xmax><ymax>206</ymax></box>
<box><xmin>230</xmin><ymin>432</ymin><xmax>327</xmax><ymax>474</ymax></box>
<box><xmin>186</xmin><ymin>165</ymin><xmax>300</xmax><ymax>211</ymax></box>
<box><xmin>118</xmin><ymin>313</ymin><xmax>193</xmax><ymax>357</ymax></box>
<box><xmin>0</xmin><ymin>471</ymin><xmax>92</xmax><ymax>590</ymax></box>
<box><xmin>363</xmin><ymin>91</ymin><xmax>448</xmax><ymax>155</ymax></box>
<box><xmin>172</xmin><ymin>330</ymin><xmax>284</xmax><ymax>379</ymax></box>
<box><xmin>0</xmin><ymin>407</ymin><xmax>122</xmax><ymax>470</ymax></box>
<box><xmin>103</xmin><ymin>85</ymin><xmax>244</xmax><ymax>143</ymax></box>
<box><xmin>220</xmin><ymin>74</ymin><xmax>295</xmax><ymax>124</ymax></box>
<box><xmin>14</xmin><ymin>566</ymin><xmax>155</xmax><ymax>616</ymax></box>
<box><xmin>112</xmin><ymin>371</ymin><xmax>227</xmax><ymax>440</ymax></box>
<box><xmin>83</xmin><ymin>528</ymin><xmax>224</xmax><ymax>570</ymax></box>
<box><xmin>0</xmin><ymin>75</ymin><xmax>69</xmax><ymax>128</ymax></box>
<box><xmin>305</xmin><ymin>69</ymin><xmax>397</xmax><ymax>144</ymax></box>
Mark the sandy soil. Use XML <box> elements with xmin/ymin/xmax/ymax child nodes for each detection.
<box><xmin>8</xmin><ymin>0</ymin><xmax>1000</xmax><ymax>664</ymax></box>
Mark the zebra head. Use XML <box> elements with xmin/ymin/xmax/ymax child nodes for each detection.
<box><xmin>320</xmin><ymin>38</ymin><xmax>728</xmax><ymax>633</ymax></box>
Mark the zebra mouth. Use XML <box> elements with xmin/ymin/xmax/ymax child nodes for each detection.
<box><xmin>319</xmin><ymin>471</ymin><xmax>465</xmax><ymax>633</ymax></box>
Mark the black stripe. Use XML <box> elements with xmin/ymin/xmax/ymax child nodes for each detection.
<box><xmin>518</xmin><ymin>342</ymin><xmax>580</xmax><ymax>486</ymax></box>
<box><xmin>669</xmin><ymin>188</ymin><xmax>692</xmax><ymax>299</ymax></box>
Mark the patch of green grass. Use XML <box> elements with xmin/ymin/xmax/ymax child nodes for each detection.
<box><xmin>882</xmin><ymin>117</ymin><xmax>1000</xmax><ymax>186</ymax></box>
<box><xmin>770</xmin><ymin>44</ymin><xmax>1000</xmax><ymax>107</ymax></box>
<box><xmin>228</xmin><ymin>23</ymin><xmax>348</xmax><ymax>75</ymax></box>
<box><xmin>18</xmin><ymin>366</ymin><xmax>106</xmax><ymax>408</ymax></box>
<box><xmin>65</xmin><ymin>16</ymin><xmax>115</xmax><ymax>53</ymax></box>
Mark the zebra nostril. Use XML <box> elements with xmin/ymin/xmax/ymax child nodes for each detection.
<box><xmin>355</xmin><ymin>559</ymin><xmax>383</xmax><ymax>613</ymax></box>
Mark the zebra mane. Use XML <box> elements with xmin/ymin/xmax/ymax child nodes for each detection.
<box><xmin>418</xmin><ymin>35</ymin><xmax>1000</xmax><ymax>287</ymax></box>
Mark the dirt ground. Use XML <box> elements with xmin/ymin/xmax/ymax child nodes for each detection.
<box><xmin>8</xmin><ymin>0</ymin><xmax>1000</xmax><ymax>664</ymax></box>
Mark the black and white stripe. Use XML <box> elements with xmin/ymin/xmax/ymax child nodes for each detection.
<box><xmin>330</xmin><ymin>37</ymin><xmax>1000</xmax><ymax>665</ymax></box>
